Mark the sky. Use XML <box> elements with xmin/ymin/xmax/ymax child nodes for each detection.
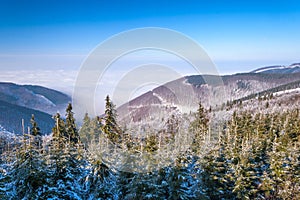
<box><xmin>0</xmin><ymin>0</ymin><xmax>300</xmax><ymax>111</ymax></box>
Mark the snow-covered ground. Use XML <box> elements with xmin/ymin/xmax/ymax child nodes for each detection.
<box><xmin>274</xmin><ymin>88</ymin><xmax>300</xmax><ymax>96</ymax></box>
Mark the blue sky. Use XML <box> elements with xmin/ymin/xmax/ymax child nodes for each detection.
<box><xmin>0</xmin><ymin>0</ymin><xmax>300</xmax><ymax>74</ymax></box>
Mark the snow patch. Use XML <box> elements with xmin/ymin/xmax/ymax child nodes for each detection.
<box><xmin>253</xmin><ymin>65</ymin><xmax>285</xmax><ymax>73</ymax></box>
<box><xmin>252</xmin><ymin>63</ymin><xmax>300</xmax><ymax>73</ymax></box>
<box><xmin>274</xmin><ymin>88</ymin><xmax>300</xmax><ymax>96</ymax></box>
<box><xmin>182</xmin><ymin>79</ymin><xmax>192</xmax><ymax>86</ymax></box>
<box><xmin>35</xmin><ymin>94</ymin><xmax>56</xmax><ymax>107</ymax></box>
<box><xmin>153</xmin><ymin>92</ymin><xmax>172</xmax><ymax>106</ymax></box>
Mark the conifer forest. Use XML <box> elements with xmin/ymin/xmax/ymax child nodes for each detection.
<box><xmin>0</xmin><ymin>95</ymin><xmax>299</xmax><ymax>200</ymax></box>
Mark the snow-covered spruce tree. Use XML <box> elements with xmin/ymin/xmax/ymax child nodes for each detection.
<box><xmin>178</xmin><ymin>157</ymin><xmax>204</xmax><ymax>200</ymax></box>
<box><xmin>79</xmin><ymin>112</ymin><xmax>91</xmax><ymax>146</ymax></box>
<box><xmin>41</xmin><ymin>109</ymin><xmax>87</xmax><ymax>199</ymax></box>
<box><xmin>30</xmin><ymin>114</ymin><xmax>41</xmax><ymax>137</ymax></box>
<box><xmin>284</xmin><ymin>109</ymin><xmax>300</xmax><ymax>143</ymax></box>
<box><xmin>189</xmin><ymin>102</ymin><xmax>209</xmax><ymax>154</ymax></box>
<box><xmin>65</xmin><ymin>103</ymin><xmax>80</xmax><ymax>144</ymax></box>
<box><xmin>286</xmin><ymin>139</ymin><xmax>300</xmax><ymax>199</ymax></box>
<box><xmin>52</xmin><ymin>112</ymin><xmax>66</xmax><ymax>140</ymax></box>
<box><xmin>89</xmin><ymin>116</ymin><xmax>103</xmax><ymax>145</ymax></box>
<box><xmin>79</xmin><ymin>114</ymin><xmax>103</xmax><ymax>148</ymax></box>
<box><xmin>0</xmin><ymin>133</ymin><xmax>18</xmax><ymax>199</ymax></box>
<box><xmin>231</xmin><ymin>149</ymin><xmax>260</xmax><ymax>199</ymax></box>
<box><xmin>144</xmin><ymin>134</ymin><xmax>159</xmax><ymax>152</ymax></box>
<box><xmin>0</xmin><ymin>166</ymin><xmax>8</xmax><ymax>199</ymax></box>
<box><xmin>248</xmin><ymin>113</ymin><xmax>273</xmax><ymax>198</ymax></box>
<box><xmin>103</xmin><ymin>95</ymin><xmax>121</xmax><ymax>144</ymax></box>
<box><xmin>5</xmin><ymin>127</ymin><xmax>48</xmax><ymax>199</ymax></box>
<box><xmin>0</xmin><ymin>145</ymin><xmax>13</xmax><ymax>198</ymax></box>
<box><xmin>165</xmin><ymin>114</ymin><xmax>179</xmax><ymax>143</ymax></box>
<box><xmin>261</xmin><ymin>129</ymin><xmax>300</xmax><ymax>200</ymax></box>
<box><xmin>228</xmin><ymin>112</ymin><xmax>261</xmax><ymax>199</ymax></box>
<box><xmin>85</xmin><ymin>160</ymin><xmax>119</xmax><ymax>200</ymax></box>
<box><xmin>121</xmin><ymin>170</ymin><xmax>166</xmax><ymax>200</ymax></box>
<box><xmin>200</xmin><ymin>143</ymin><xmax>234</xmax><ymax>199</ymax></box>
<box><xmin>30</xmin><ymin>114</ymin><xmax>43</xmax><ymax>149</ymax></box>
<box><xmin>160</xmin><ymin>155</ymin><xmax>203</xmax><ymax>200</ymax></box>
<box><xmin>42</xmin><ymin>140</ymin><xmax>87</xmax><ymax>199</ymax></box>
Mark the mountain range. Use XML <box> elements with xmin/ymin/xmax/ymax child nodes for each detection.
<box><xmin>0</xmin><ymin>82</ymin><xmax>71</xmax><ymax>134</ymax></box>
<box><xmin>117</xmin><ymin>63</ymin><xmax>300</xmax><ymax>124</ymax></box>
<box><xmin>1</xmin><ymin>63</ymin><xmax>300</xmax><ymax>134</ymax></box>
<box><xmin>251</xmin><ymin>63</ymin><xmax>300</xmax><ymax>74</ymax></box>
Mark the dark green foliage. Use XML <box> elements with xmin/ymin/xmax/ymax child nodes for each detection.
<box><xmin>120</xmin><ymin>157</ymin><xmax>202</xmax><ymax>200</ymax></box>
<box><xmin>30</xmin><ymin>114</ymin><xmax>43</xmax><ymax>149</ymax></box>
<box><xmin>52</xmin><ymin>112</ymin><xmax>66</xmax><ymax>139</ymax></box>
<box><xmin>40</xmin><ymin>104</ymin><xmax>86</xmax><ymax>199</ymax></box>
<box><xmin>103</xmin><ymin>95</ymin><xmax>121</xmax><ymax>143</ymax></box>
<box><xmin>42</xmin><ymin>141</ymin><xmax>86</xmax><ymax>199</ymax></box>
<box><xmin>0</xmin><ymin>99</ymin><xmax>54</xmax><ymax>134</ymax></box>
<box><xmin>30</xmin><ymin>114</ymin><xmax>41</xmax><ymax>136</ymax></box>
<box><xmin>164</xmin><ymin>158</ymin><xmax>201</xmax><ymax>200</ymax></box>
<box><xmin>3</xmin><ymin>134</ymin><xmax>48</xmax><ymax>199</ymax></box>
<box><xmin>65</xmin><ymin>103</ymin><xmax>80</xmax><ymax>144</ymax></box>
<box><xmin>121</xmin><ymin>171</ymin><xmax>166</xmax><ymax>200</ymax></box>
<box><xmin>144</xmin><ymin>134</ymin><xmax>159</xmax><ymax>152</ymax></box>
<box><xmin>201</xmin><ymin>146</ymin><xmax>234</xmax><ymax>199</ymax></box>
<box><xmin>86</xmin><ymin>160</ymin><xmax>119</xmax><ymax>199</ymax></box>
<box><xmin>189</xmin><ymin>102</ymin><xmax>209</xmax><ymax>153</ymax></box>
<box><xmin>79</xmin><ymin>114</ymin><xmax>103</xmax><ymax>147</ymax></box>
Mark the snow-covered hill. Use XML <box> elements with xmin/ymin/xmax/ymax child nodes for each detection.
<box><xmin>0</xmin><ymin>82</ymin><xmax>70</xmax><ymax>115</ymax></box>
<box><xmin>251</xmin><ymin>63</ymin><xmax>300</xmax><ymax>74</ymax></box>
<box><xmin>0</xmin><ymin>83</ymin><xmax>70</xmax><ymax>134</ymax></box>
<box><xmin>117</xmin><ymin>71</ymin><xmax>300</xmax><ymax>124</ymax></box>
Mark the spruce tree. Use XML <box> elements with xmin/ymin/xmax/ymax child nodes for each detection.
<box><xmin>44</xmin><ymin>106</ymin><xmax>86</xmax><ymax>199</ymax></box>
<box><xmin>43</xmin><ymin>141</ymin><xmax>87</xmax><ymax>199</ymax></box>
<box><xmin>103</xmin><ymin>95</ymin><xmax>121</xmax><ymax>143</ymax></box>
<box><xmin>79</xmin><ymin>112</ymin><xmax>91</xmax><ymax>147</ymax></box>
<box><xmin>5</xmin><ymin>132</ymin><xmax>47</xmax><ymax>199</ymax></box>
<box><xmin>30</xmin><ymin>114</ymin><xmax>43</xmax><ymax>149</ymax></box>
<box><xmin>65</xmin><ymin>103</ymin><xmax>80</xmax><ymax>144</ymax></box>
<box><xmin>201</xmin><ymin>144</ymin><xmax>234</xmax><ymax>199</ymax></box>
<box><xmin>30</xmin><ymin>114</ymin><xmax>41</xmax><ymax>137</ymax></box>
<box><xmin>89</xmin><ymin>116</ymin><xmax>103</xmax><ymax>144</ymax></box>
<box><xmin>86</xmin><ymin>160</ymin><xmax>119</xmax><ymax>199</ymax></box>
<box><xmin>189</xmin><ymin>102</ymin><xmax>209</xmax><ymax>154</ymax></box>
<box><xmin>52</xmin><ymin>112</ymin><xmax>66</xmax><ymax>140</ymax></box>
<box><xmin>123</xmin><ymin>171</ymin><xmax>166</xmax><ymax>200</ymax></box>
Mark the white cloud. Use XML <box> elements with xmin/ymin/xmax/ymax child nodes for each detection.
<box><xmin>0</xmin><ymin>70</ymin><xmax>77</xmax><ymax>95</ymax></box>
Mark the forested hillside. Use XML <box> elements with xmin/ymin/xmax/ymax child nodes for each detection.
<box><xmin>0</xmin><ymin>82</ymin><xmax>70</xmax><ymax>134</ymax></box>
<box><xmin>0</xmin><ymin>95</ymin><xmax>299</xmax><ymax>199</ymax></box>
<box><xmin>0</xmin><ymin>100</ymin><xmax>54</xmax><ymax>134</ymax></box>
<box><xmin>0</xmin><ymin>82</ymin><xmax>70</xmax><ymax>114</ymax></box>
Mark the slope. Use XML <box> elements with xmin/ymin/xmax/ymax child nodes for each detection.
<box><xmin>0</xmin><ymin>82</ymin><xmax>70</xmax><ymax>115</ymax></box>
<box><xmin>0</xmin><ymin>99</ymin><xmax>54</xmax><ymax>134</ymax></box>
<box><xmin>117</xmin><ymin>72</ymin><xmax>300</xmax><ymax>123</ymax></box>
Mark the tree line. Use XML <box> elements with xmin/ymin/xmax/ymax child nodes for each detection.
<box><xmin>0</xmin><ymin>96</ymin><xmax>299</xmax><ymax>199</ymax></box>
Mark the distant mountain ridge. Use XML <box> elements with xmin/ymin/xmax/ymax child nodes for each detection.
<box><xmin>1</xmin><ymin>62</ymin><xmax>300</xmax><ymax>133</ymax></box>
<box><xmin>117</xmin><ymin>66</ymin><xmax>300</xmax><ymax>124</ymax></box>
<box><xmin>0</xmin><ymin>99</ymin><xmax>54</xmax><ymax>134</ymax></box>
<box><xmin>251</xmin><ymin>63</ymin><xmax>300</xmax><ymax>74</ymax></box>
<box><xmin>0</xmin><ymin>82</ymin><xmax>71</xmax><ymax>134</ymax></box>
<box><xmin>0</xmin><ymin>82</ymin><xmax>70</xmax><ymax>114</ymax></box>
